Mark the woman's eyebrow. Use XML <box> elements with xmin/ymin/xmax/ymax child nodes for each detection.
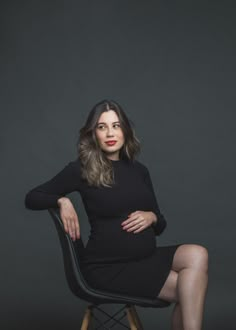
<box><xmin>97</xmin><ymin>121</ymin><xmax>120</xmax><ymax>125</ymax></box>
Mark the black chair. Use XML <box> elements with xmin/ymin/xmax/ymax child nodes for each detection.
<box><xmin>48</xmin><ymin>208</ymin><xmax>171</xmax><ymax>329</ymax></box>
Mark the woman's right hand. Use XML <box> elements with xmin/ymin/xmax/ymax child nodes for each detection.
<box><xmin>57</xmin><ymin>197</ymin><xmax>80</xmax><ymax>241</ymax></box>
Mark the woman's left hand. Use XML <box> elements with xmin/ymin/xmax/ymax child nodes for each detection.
<box><xmin>121</xmin><ymin>211</ymin><xmax>157</xmax><ymax>234</ymax></box>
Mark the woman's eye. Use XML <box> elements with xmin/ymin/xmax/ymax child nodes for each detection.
<box><xmin>97</xmin><ymin>124</ymin><xmax>120</xmax><ymax>130</ymax></box>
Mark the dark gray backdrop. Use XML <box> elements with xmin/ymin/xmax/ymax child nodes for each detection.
<box><xmin>1</xmin><ymin>0</ymin><xmax>235</xmax><ymax>329</ymax></box>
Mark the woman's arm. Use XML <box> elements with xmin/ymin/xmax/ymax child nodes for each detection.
<box><xmin>24</xmin><ymin>160</ymin><xmax>80</xmax><ymax>210</ymax></box>
<box><xmin>142</xmin><ymin>165</ymin><xmax>167</xmax><ymax>236</ymax></box>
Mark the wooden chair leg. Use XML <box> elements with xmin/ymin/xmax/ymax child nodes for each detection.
<box><xmin>81</xmin><ymin>306</ymin><xmax>93</xmax><ymax>330</ymax></box>
<box><xmin>129</xmin><ymin>306</ymin><xmax>144</xmax><ymax>330</ymax></box>
<box><xmin>125</xmin><ymin>305</ymin><xmax>138</xmax><ymax>330</ymax></box>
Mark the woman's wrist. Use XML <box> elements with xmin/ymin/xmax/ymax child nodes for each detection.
<box><xmin>150</xmin><ymin>211</ymin><xmax>158</xmax><ymax>224</ymax></box>
<box><xmin>57</xmin><ymin>197</ymin><xmax>70</xmax><ymax>207</ymax></box>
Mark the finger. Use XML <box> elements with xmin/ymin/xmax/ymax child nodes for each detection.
<box><xmin>62</xmin><ymin>217</ymin><xmax>69</xmax><ymax>233</ymax></box>
<box><xmin>69</xmin><ymin>219</ymin><xmax>76</xmax><ymax>240</ymax></box>
<box><xmin>125</xmin><ymin>221</ymin><xmax>142</xmax><ymax>232</ymax></box>
<box><xmin>133</xmin><ymin>225</ymin><xmax>145</xmax><ymax>234</ymax></box>
<box><xmin>71</xmin><ymin>215</ymin><xmax>80</xmax><ymax>240</ymax></box>
<box><xmin>123</xmin><ymin>215</ymin><xmax>142</xmax><ymax>229</ymax></box>
<box><xmin>74</xmin><ymin>220</ymin><xmax>80</xmax><ymax>239</ymax></box>
<box><xmin>71</xmin><ymin>218</ymin><xmax>79</xmax><ymax>240</ymax></box>
<box><xmin>67</xmin><ymin>218</ymin><xmax>75</xmax><ymax>239</ymax></box>
<box><xmin>122</xmin><ymin>211</ymin><xmax>139</xmax><ymax>224</ymax></box>
<box><xmin>72</xmin><ymin>219</ymin><xmax>80</xmax><ymax>240</ymax></box>
<box><xmin>122</xmin><ymin>215</ymin><xmax>139</xmax><ymax>229</ymax></box>
<box><xmin>126</xmin><ymin>218</ymin><xmax>147</xmax><ymax>232</ymax></box>
<box><xmin>131</xmin><ymin>210</ymin><xmax>140</xmax><ymax>215</ymax></box>
<box><xmin>60</xmin><ymin>209</ymin><xmax>69</xmax><ymax>233</ymax></box>
<box><xmin>127</xmin><ymin>211</ymin><xmax>139</xmax><ymax>218</ymax></box>
<box><xmin>121</xmin><ymin>216</ymin><xmax>132</xmax><ymax>225</ymax></box>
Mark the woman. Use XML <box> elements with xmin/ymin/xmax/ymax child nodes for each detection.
<box><xmin>25</xmin><ymin>99</ymin><xmax>208</xmax><ymax>330</ymax></box>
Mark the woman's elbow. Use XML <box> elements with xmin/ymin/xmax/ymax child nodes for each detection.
<box><xmin>24</xmin><ymin>190</ymin><xmax>39</xmax><ymax>210</ymax></box>
<box><xmin>24</xmin><ymin>191</ymin><xmax>33</xmax><ymax>210</ymax></box>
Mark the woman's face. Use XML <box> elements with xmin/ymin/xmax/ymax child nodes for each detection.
<box><xmin>95</xmin><ymin>110</ymin><xmax>125</xmax><ymax>160</ymax></box>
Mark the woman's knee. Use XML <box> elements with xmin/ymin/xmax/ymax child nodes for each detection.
<box><xmin>157</xmin><ymin>270</ymin><xmax>178</xmax><ymax>303</ymax></box>
<box><xmin>172</xmin><ymin>244</ymin><xmax>209</xmax><ymax>273</ymax></box>
<box><xmin>190</xmin><ymin>244</ymin><xmax>209</xmax><ymax>272</ymax></box>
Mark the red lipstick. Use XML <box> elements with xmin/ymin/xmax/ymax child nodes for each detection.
<box><xmin>105</xmin><ymin>140</ymin><xmax>117</xmax><ymax>146</ymax></box>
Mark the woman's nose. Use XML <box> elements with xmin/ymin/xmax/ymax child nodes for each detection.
<box><xmin>106</xmin><ymin>127</ymin><xmax>114</xmax><ymax>136</ymax></box>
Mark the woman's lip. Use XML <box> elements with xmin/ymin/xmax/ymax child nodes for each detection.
<box><xmin>105</xmin><ymin>141</ymin><xmax>117</xmax><ymax>145</ymax></box>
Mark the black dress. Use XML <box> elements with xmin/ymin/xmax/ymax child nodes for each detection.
<box><xmin>24</xmin><ymin>157</ymin><xmax>182</xmax><ymax>299</ymax></box>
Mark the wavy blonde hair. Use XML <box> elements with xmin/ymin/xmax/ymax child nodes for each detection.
<box><xmin>76</xmin><ymin>99</ymin><xmax>141</xmax><ymax>187</ymax></box>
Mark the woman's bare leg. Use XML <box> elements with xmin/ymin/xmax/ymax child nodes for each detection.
<box><xmin>173</xmin><ymin>244</ymin><xmax>208</xmax><ymax>330</ymax></box>
<box><xmin>156</xmin><ymin>270</ymin><xmax>183</xmax><ymax>329</ymax></box>
<box><xmin>171</xmin><ymin>303</ymin><xmax>183</xmax><ymax>330</ymax></box>
<box><xmin>158</xmin><ymin>244</ymin><xmax>209</xmax><ymax>330</ymax></box>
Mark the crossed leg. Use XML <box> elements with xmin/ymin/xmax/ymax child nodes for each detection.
<box><xmin>157</xmin><ymin>244</ymin><xmax>209</xmax><ymax>330</ymax></box>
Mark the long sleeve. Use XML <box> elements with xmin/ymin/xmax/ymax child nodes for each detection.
<box><xmin>142</xmin><ymin>165</ymin><xmax>167</xmax><ymax>236</ymax></box>
<box><xmin>24</xmin><ymin>159</ymin><xmax>80</xmax><ymax>210</ymax></box>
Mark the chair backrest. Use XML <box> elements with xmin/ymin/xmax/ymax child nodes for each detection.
<box><xmin>48</xmin><ymin>208</ymin><xmax>93</xmax><ymax>301</ymax></box>
<box><xmin>48</xmin><ymin>207</ymin><xmax>171</xmax><ymax>308</ymax></box>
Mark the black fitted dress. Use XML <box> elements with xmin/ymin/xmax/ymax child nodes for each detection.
<box><xmin>25</xmin><ymin>157</ymin><xmax>182</xmax><ymax>299</ymax></box>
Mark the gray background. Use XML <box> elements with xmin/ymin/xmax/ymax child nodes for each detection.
<box><xmin>1</xmin><ymin>0</ymin><xmax>235</xmax><ymax>329</ymax></box>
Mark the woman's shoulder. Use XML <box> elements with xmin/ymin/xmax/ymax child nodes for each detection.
<box><xmin>133</xmin><ymin>159</ymin><xmax>149</xmax><ymax>174</ymax></box>
<box><xmin>64</xmin><ymin>157</ymin><xmax>82</xmax><ymax>173</ymax></box>
<box><xmin>69</xmin><ymin>156</ymin><xmax>81</xmax><ymax>166</ymax></box>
